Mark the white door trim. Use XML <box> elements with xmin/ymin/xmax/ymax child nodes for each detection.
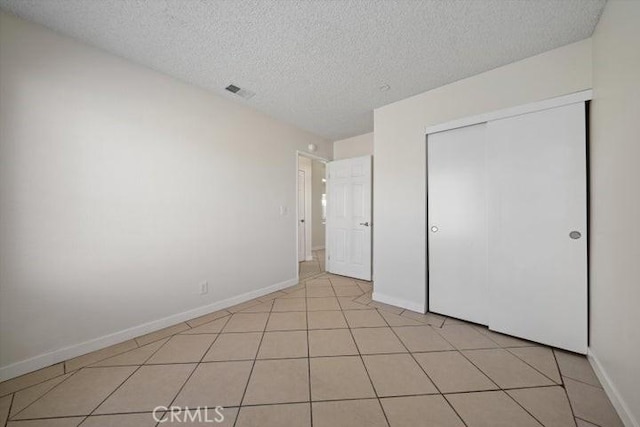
<box><xmin>297</xmin><ymin>169</ymin><xmax>306</xmax><ymax>262</ymax></box>
<box><xmin>295</xmin><ymin>151</ymin><xmax>329</xmax><ymax>280</ymax></box>
<box><xmin>424</xmin><ymin>89</ymin><xmax>592</xmax><ymax>135</ymax></box>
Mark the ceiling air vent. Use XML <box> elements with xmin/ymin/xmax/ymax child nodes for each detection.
<box><xmin>225</xmin><ymin>84</ymin><xmax>255</xmax><ymax>100</ymax></box>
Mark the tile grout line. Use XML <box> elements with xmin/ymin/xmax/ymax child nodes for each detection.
<box><xmin>503</xmin><ymin>346</ymin><xmax>565</xmax><ymax>385</ymax></box>
<box><xmin>458</xmin><ymin>324</ymin><xmax>561</xmax><ymax>384</ymax></box>
<box><xmin>575</xmin><ymin>416</ymin><xmax>604</xmax><ymax>427</ymax></box>
<box><xmin>501</xmin><ymin>344</ymin><xmax>599</xmax><ymax>392</ymax></box>
<box><xmin>562</xmin><ymin>375</ymin><xmax>595</xmax><ymax>427</ymax></box>
<box><xmin>305</xmin><ymin>278</ymin><xmax>313</xmax><ymax>427</ymax></box>
<box><xmin>442</xmin><ymin>384</ymin><xmax>558</xmax><ymax>394</ymax></box>
<box><xmin>5</xmin><ymin>393</ymin><xmax>501</xmax><ymax>423</ymax></box>
<box><xmin>551</xmin><ymin>349</ymin><xmax>566</xmax><ymax>387</ymax></box>
<box><xmin>2</xmin><ymin>393</ymin><xmax>14</xmax><ymax>427</ymax></box>
<box><xmin>439</xmin><ymin>330</ymin><xmax>515</xmax><ymax>392</ymax></box>
<box><xmin>561</xmin><ymin>373</ymin><xmax>606</xmax><ymax>390</ymax></box>
<box><xmin>334</xmin><ymin>287</ymin><xmax>391</xmax><ymax>427</ymax></box>
<box><xmin>378</xmin><ymin>307</ymin><xmax>471</xmax><ymax>427</ymax></box>
<box><xmin>7</xmin><ymin>369</ymin><xmax>81</xmax><ymax>421</ymax></box>
<box><xmin>441</xmin><ymin>394</ymin><xmax>472</xmax><ymax>427</ymax></box>
<box><xmin>151</xmin><ymin>316</ymin><xmax>232</xmax><ymax>427</ymax></box>
<box><xmin>65</xmin><ymin>336</ymin><xmax>143</xmax><ymax>374</ymax></box>
<box><xmin>186</xmin><ymin>310</ymin><xmax>231</xmax><ymax>328</ymax></box>
<box><xmin>183</xmin><ymin>314</ymin><xmax>232</xmax><ymax>333</ymax></box>
<box><xmin>502</xmin><ymin>390</ymin><xmax>546</xmax><ymax>427</ymax></box>
<box><xmin>0</xmin><ymin>363</ymin><xmax>68</xmax><ymax>399</ymax></box>
<box><xmin>434</xmin><ymin>329</ymin><xmax>556</xmax><ymax>426</ymax></box>
<box><xmin>75</xmin><ymin>330</ymin><xmax>179</xmax><ymax>425</ymax></box>
<box><xmin>395</xmin><ymin>314</ymin><xmax>574</xmax><ymax>423</ymax></box>
<box><xmin>17</xmin><ymin>326</ymin><xmax>190</xmax><ymax>423</ymax></box>
<box><xmin>555</xmin><ymin>349</ymin><xmax>582</xmax><ymax>426</ymax></box>
<box><xmin>232</xmin><ymin>291</ymin><xmax>276</xmax><ymax>427</ymax></box>
<box><xmin>435</xmin><ymin>325</ymin><xmax>561</xmax><ymax>385</ymax></box>
<box><xmin>8</xmin><ymin>307</ymin><xmax>579</xmax><ymax>420</ymax></box>
<box><xmin>4</xmin><ymin>278</ymin><xmax>602</xmax><ymax>426</ymax></box>
<box><xmin>379</xmin><ymin>310</ymin><xmax>451</xmax><ymax>395</ymax></box>
<box><xmin>9</xmin><ymin>411</ymin><xmax>165</xmax><ymax>423</ymax></box>
<box><xmin>12</xmin><ymin>386</ymin><xmax>587</xmax><ymax>422</ymax></box>
<box><xmin>13</xmin><ymin>367</ymin><xmax>132</xmax><ymax>424</ymax></box>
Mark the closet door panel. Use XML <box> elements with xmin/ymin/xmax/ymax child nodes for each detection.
<box><xmin>428</xmin><ymin>123</ymin><xmax>489</xmax><ymax>324</ymax></box>
<box><xmin>487</xmin><ymin>103</ymin><xmax>587</xmax><ymax>353</ymax></box>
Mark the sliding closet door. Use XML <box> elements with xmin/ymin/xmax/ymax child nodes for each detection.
<box><xmin>487</xmin><ymin>103</ymin><xmax>587</xmax><ymax>353</ymax></box>
<box><xmin>428</xmin><ymin>123</ymin><xmax>489</xmax><ymax>325</ymax></box>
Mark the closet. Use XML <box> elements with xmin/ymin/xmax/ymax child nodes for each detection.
<box><xmin>427</xmin><ymin>96</ymin><xmax>588</xmax><ymax>354</ymax></box>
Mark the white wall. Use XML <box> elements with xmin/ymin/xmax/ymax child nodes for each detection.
<box><xmin>373</xmin><ymin>39</ymin><xmax>593</xmax><ymax>312</ymax></box>
<box><xmin>590</xmin><ymin>2</ymin><xmax>640</xmax><ymax>425</ymax></box>
<box><xmin>297</xmin><ymin>155</ymin><xmax>313</xmax><ymax>261</ymax></box>
<box><xmin>0</xmin><ymin>12</ymin><xmax>330</xmax><ymax>379</ymax></box>
<box><xmin>311</xmin><ymin>160</ymin><xmax>326</xmax><ymax>250</ymax></box>
<box><xmin>333</xmin><ymin>132</ymin><xmax>373</xmax><ymax>160</ymax></box>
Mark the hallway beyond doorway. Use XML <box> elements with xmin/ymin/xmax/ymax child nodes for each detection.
<box><xmin>299</xmin><ymin>249</ymin><xmax>325</xmax><ymax>280</ymax></box>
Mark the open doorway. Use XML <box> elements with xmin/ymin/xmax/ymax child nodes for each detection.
<box><xmin>297</xmin><ymin>154</ymin><xmax>327</xmax><ymax>279</ymax></box>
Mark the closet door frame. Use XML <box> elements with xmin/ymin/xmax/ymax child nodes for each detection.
<box><xmin>425</xmin><ymin>90</ymin><xmax>592</xmax><ymax>136</ymax></box>
<box><xmin>425</xmin><ymin>90</ymin><xmax>591</xmax><ymax>350</ymax></box>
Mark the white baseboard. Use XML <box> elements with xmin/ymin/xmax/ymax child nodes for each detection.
<box><xmin>0</xmin><ymin>277</ymin><xmax>298</xmax><ymax>382</ymax></box>
<box><xmin>587</xmin><ymin>349</ymin><xmax>639</xmax><ymax>427</ymax></box>
<box><xmin>312</xmin><ymin>245</ymin><xmax>325</xmax><ymax>251</ymax></box>
<box><xmin>372</xmin><ymin>292</ymin><xmax>425</xmax><ymax>313</ymax></box>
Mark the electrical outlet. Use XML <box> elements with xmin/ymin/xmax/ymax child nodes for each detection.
<box><xmin>199</xmin><ymin>281</ymin><xmax>208</xmax><ymax>295</ymax></box>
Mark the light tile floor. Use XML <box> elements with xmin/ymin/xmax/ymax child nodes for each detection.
<box><xmin>0</xmin><ymin>272</ymin><xmax>624</xmax><ymax>427</ymax></box>
<box><xmin>299</xmin><ymin>250</ymin><xmax>325</xmax><ymax>280</ymax></box>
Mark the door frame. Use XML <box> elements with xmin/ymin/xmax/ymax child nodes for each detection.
<box><xmin>297</xmin><ymin>169</ymin><xmax>306</xmax><ymax>262</ymax></box>
<box><xmin>424</xmin><ymin>90</ymin><xmax>592</xmax><ymax>313</ymax></box>
<box><xmin>296</xmin><ymin>151</ymin><xmax>329</xmax><ymax>279</ymax></box>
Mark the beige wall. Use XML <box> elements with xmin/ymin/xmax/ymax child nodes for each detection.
<box><xmin>0</xmin><ymin>12</ymin><xmax>330</xmax><ymax>379</ymax></box>
<box><xmin>333</xmin><ymin>132</ymin><xmax>373</xmax><ymax>160</ymax></box>
<box><xmin>590</xmin><ymin>1</ymin><xmax>640</xmax><ymax>425</ymax></box>
<box><xmin>311</xmin><ymin>160</ymin><xmax>326</xmax><ymax>250</ymax></box>
<box><xmin>373</xmin><ymin>38</ymin><xmax>593</xmax><ymax>311</ymax></box>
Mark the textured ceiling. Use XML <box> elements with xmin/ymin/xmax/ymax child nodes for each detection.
<box><xmin>0</xmin><ymin>0</ymin><xmax>605</xmax><ymax>140</ymax></box>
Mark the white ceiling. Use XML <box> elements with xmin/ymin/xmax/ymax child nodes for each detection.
<box><xmin>0</xmin><ymin>0</ymin><xmax>605</xmax><ymax>140</ymax></box>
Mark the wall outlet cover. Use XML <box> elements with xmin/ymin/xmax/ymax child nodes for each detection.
<box><xmin>200</xmin><ymin>282</ymin><xmax>208</xmax><ymax>295</ymax></box>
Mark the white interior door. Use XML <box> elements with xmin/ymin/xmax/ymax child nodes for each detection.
<box><xmin>326</xmin><ymin>156</ymin><xmax>372</xmax><ymax>280</ymax></box>
<box><xmin>297</xmin><ymin>169</ymin><xmax>306</xmax><ymax>262</ymax></box>
<box><xmin>427</xmin><ymin>123</ymin><xmax>489</xmax><ymax>324</ymax></box>
<box><xmin>487</xmin><ymin>102</ymin><xmax>587</xmax><ymax>353</ymax></box>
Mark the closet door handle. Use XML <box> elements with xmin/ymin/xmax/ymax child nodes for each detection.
<box><xmin>431</xmin><ymin>226</ymin><xmax>439</xmax><ymax>233</ymax></box>
<box><xmin>359</xmin><ymin>222</ymin><xmax>370</xmax><ymax>227</ymax></box>
<box><xmin>569</xmin><ymin>231</ymin><xmax>582</xmax><ymax>239</ymax></box>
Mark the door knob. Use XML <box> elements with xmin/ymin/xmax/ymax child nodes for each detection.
<box><xmin>569</xmin><ymin>231</ymin><xmax>581</xmax><ymax>239</ymax></box>
<box><xmin>359</xmin><ymin>222</ymin><xmax>370</xmax><ymax>227</ymax></box>
<box><xmin>300</xmin><ymin>219</ymin><xmax>305</xmax><ymax>223</ymax></box>
<box><xmin>431</xmin><ymin>226</ymin><xmax>439</xmax><ymax>233</ymax></box>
